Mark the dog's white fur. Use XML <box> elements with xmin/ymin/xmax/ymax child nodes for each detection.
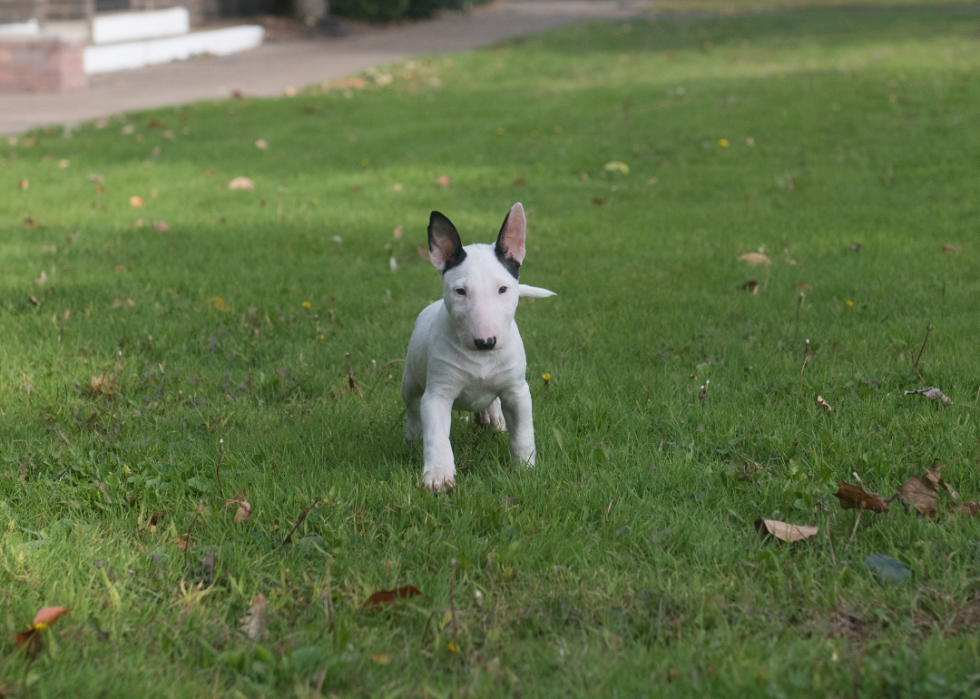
<box><xmin>401</xmin><ymin>203</ymin><xmax>555</xmax><ymax>492</ymax></box>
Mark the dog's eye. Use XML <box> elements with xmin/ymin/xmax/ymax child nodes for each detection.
<box><xmin>455</xmin><ymin>288</ymin><xmax>466</xmax><ymax>296</ymax></box>
<box><xmin>499</xmin><ymin>286</ymin><xmax>508</xmax><ymax>294</ymax></box>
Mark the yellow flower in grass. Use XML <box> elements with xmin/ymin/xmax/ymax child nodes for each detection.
<box><xmin>719</xmin><ymin>139</ymin><xmax>729</xmax><ymax>148</ymax></box>
<box><xmin>542</xmin><ymin>373</ymin><xmax>551</xmax><ymax>382</ymax></box>
<box><xmin>846</xmin><ymin>300</ymin><xmax>854</xmax><ymax>307</ymax></box>
<box><xmin>302</xmin><ymin>301</ymin><xmax>311</xmax><ymax>308</ymax></box>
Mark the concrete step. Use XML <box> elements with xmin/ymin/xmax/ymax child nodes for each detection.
<box><xmin>83</xmin><ymin>24</ymin><xmax>264</xmax><ymax>74</ymax></box>
<box><xmin>92</xmin><ymin>7</ymin><xmax>190</xmax><ymax>45</ymax></box>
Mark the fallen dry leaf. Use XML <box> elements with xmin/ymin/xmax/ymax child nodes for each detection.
<box><xmin>363</xmin><ymin>585</ymin><xmax>423</xmax><ymax>611</ymax></box>
<box><xmin>175</xmin><ymin>536</ymin><xmax>188</xmax><ymax>552</ymax></box>
<box><xmin>754</xmin><ymin>518</ymin><xmax>819</xmax><ymax>543</ymax></box>
<box><xmin>592</xmin><ymin>197</ymin><xmax>605</xmax><ymax>206</ymax></box>
<box><xmin>393</xmin><ymin>225</ymin><xmax>403</xmax><ymax>239</ymax></box>
<box><xmin>738</xmin><ymin>252</ymin><xmax>771</xmax><ymax>266</ymax></box>
<box><xmin>646</xmin><ymin>177</ymin><xmax>658</xmax><ymax>185</ymax></box>
<box><xmin>437</xmin><ymin>176</ymin><xmax>450</xmax><ymax>187</ymax></box>
<box><xmin>942</xmin><ymin>244</ymin><xmax>960</xmax><ymax>253</ymax></box>
<box><xmin>18</xmin><ymin>179</ymin><xmax>28</xmax><ymax>190</ymax></box>
<box><xmin>59</xmin><ymin>159</ymin><xmax>69</xmax><ymax>169</ymax></box>
<box><xmin>255</xmin><ymin>139</ymin><xmax>268</xmax><ymax>150</ymax></box>
<box><xmin>794</xmin><ymin>283</ymin><xmax>813</xmax><ymax>293</ymax></box>
<box><xmin>241</xmin><ymin>593</ymin><xmax>266</xmax><ymax>640</ymax></box>
<box><xmin>224</xmin><ymin>492</ymin><xmax>247</xmax><ymax>508</ymax></box>
<box><xmin>850</xmin><ymin>243</ymin><xmax>862</xmax><ymax>251</ymax></box>
<box><xmin>896</xmin><ymin>462</ymin><xmax>957</xmax><ymax>517</ymax></box>
<box><xmin>952</xmin><ymin>501</ymin><xmax>979</xmax><ymax>517</ymax></box>
<box><xmin>148</xmin><ymin>510</ymin><xmax>166</xmax><ymax>528</ymax></box>
<box><xmin>228</xmin><ymin>177</ymin><xmax>255</xmax><ymax>191</ymax></box>
<box><xmin>29</xmin><ymin>296</ymin><xmax>40</xmax><ymax>306</ymax></box>
<box><xmin>234</xmin><ymin>502</ymin><xmax>251</xmax><ymax>523</ymax></box>
<box><xmin>417</xmin><ymin>244</ymin><xmax>429</xmax><ymax>260</ymax></box>
<box><xmin>152</xmin><ymin>221</ymin><xmax>170</xmax><ymax>232</ymax></box>
<box><xmin>114</xmin><ymin>265</ymin><xmax>127</xmax><ymax>273</ymax></box>
<box><xmin>904</xmin><ymin>387</ymin><xmax>951</xmax><ymax>405</ymax></box>
<box><xmin>604</xmin><ymin>161</ymin><xmax>629</xmax><ymax>174</ymax></box>
<box><xmin>816</xmin><ymin>395</ymin><xmax>833</xmax><ymax>411</ymax></box>
<box><xmin>88</xmin><ymin>173</ymin><xmax>104</xmax><ymax>183</ymax></box>
<box><xmin>14</xmin><ymin>606</ymin><xmax>71</xmax><ymax>660</ymax></box>
<box><xmin>393</xmin><ymin>183</ymin><xmax>403</xmax><ymax>192</ymax></box>
<box><xmin>580</xmin><ymin>172</ymin><xmax>590</xmax><ymax>181</ymax></box>
<box><xmin>741</xmin><ymin>280</ymin><xmax>759</xmax><ymax>294</ymax></box>
<box><xmin>514</xmin><ymin>176</ymin><xmax>526</xmax><ymax>186</ymax></box>
<box><xmin>129</xmin><ymin>195</ymin><xmax>143</xmax><ymax>207</ymax></box>
<box><xmin>833</xmin><ymin>481</ymin><xmax>890</xmax><ymax>513</ymax></box>
<box><xmin>36</xmin><ymin>271</ymin><xmax>47</xmax><ymax>285</ymax></box>
<box><xmin>112</xmin><ymin>298</ymin><xmax>135</xmax><ymax>308</ymax></box>
<box><xmin>22</xmin><ymin>218</ymin><xmax>37</xmax><ymax>229</ymax></box>
<box><xmin>372</xmin><ymin>654</ymin><xmax>390</xmax><ymax>664</ymax></box>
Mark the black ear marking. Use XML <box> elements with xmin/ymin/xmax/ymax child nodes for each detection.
<box><xmin>494</xmin><ymin>211</ymin><xmax>521</xmax><ymax>280</ymax></box>
<box><xmin>428</xmin><ymin>211</ymin><xmax>467</xmax><ymax>273</ymax></box>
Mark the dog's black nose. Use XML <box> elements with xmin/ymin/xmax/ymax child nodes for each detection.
<box><xmin>474</xmin><ymin>337</ymin><xmax>496</xmax><ymax>351</ymax></box>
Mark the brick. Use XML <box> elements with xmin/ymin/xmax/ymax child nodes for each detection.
<box><xmin>0</xmin><ymin>37</ymin><xmax>87</xmax><ymax>93</ymax></box>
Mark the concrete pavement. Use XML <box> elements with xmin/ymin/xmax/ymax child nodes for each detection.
<box><xmin>0</xmin><ymin>1</ymin><xmax>647</xmax><ymax>135</ymax></box>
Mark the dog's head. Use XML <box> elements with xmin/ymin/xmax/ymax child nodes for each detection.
<box><xmin>427</xmin><ymin>203</ymin><xmax>552</xmax><ymax>352</ymax></box>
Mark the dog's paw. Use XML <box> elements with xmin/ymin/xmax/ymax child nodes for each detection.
<box><xmin>475</xmin><ymin>398</ymin><xmax>507</xmax><ymax>432</ymax></box>
<box><xmin>422</xmin><ymin>468</ymin><xmax>455</xmax><ymax>493</ymax></box>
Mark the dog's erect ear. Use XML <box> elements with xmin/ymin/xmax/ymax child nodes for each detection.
<box><xmin>428</xmin><ymin>211</ymin><xmax>467</xmax><ymax>273</ymax></box>
<box><xmin>494</xmin><ymin>202</ymin><xmax>526</xmax><ymax>279</ymax></box>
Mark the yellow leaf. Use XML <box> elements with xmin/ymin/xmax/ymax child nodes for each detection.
<box><xmin>604</xmin><ymin>161</ymin><xmax>629</xmax><ymax>174</ymax></box>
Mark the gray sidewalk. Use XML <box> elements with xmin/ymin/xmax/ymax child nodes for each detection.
<box><xmin>0</xmin><ymin>1</ymin><xmax>646</xmax><ymax>135</ymax></box>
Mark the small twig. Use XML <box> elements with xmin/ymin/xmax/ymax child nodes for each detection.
<box><xmin>600</xmin><ymin>499</ymin><xmax>614</xmax><ymax>531</ymax></box>
<box><xmin>912</xmin><ymin>323</ymin><xmax>931</xmax><ymax>386</ymax></box>
<box><xmin>216</xmin><ymin>438</ymin><xmax>224</xmax><ymax>496</ymax></box>
<box><xmin>183</xmin><ymin>502</ymin><xmax>204</xmax><ymax>569</ymax></box>
<box><xmin>346</xmin><ymin>352</ymin><xmax>363</xmax><ymax>397</ymax></box>
<box><xmin>796</xmin><ymin>292</ymin><xmax>804</xmax><ymax>322</ymax></box>
<box><xmin>848</xmin><ymin>509</ymin><xmax>862</xmax><ymax>545</ymax></box>
<box><xmin>280</xmin><ymin>501</ymin><xmax>320</xmax><ymax>547</ymax></box>
<box><xmin>313</xmin><ymin>669</ymin><xmax>327</xmax><ymax>699</ymax></box>
<box><xmin>825</xmin><ymin>511</ymin><xmax>837</xmax><ymax>574</ymax></box>
<box><xmin>799</xmin><ymin>355</ymin><xmax>809</xmax><ymax>394</ymax></box>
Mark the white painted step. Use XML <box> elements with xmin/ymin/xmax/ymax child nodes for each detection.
<box><xmin>92</xmin><ymin>7</ymin><xmax>190</xmax><ymax>45</ymax></box>
<box><xmin>0</xmin><ymin>19</ymin><xmax>40</xmax><ymax>36</ymax></box>
<box><xmin>83</xmin><ymin>25</ymin><xmax>264</xmax><ymax>75</ymax></box>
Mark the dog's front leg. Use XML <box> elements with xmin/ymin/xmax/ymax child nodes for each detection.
<box><xmin>499</xmin><ymin>381</ymin><xmax>535</xmax><ymax>467</ymax></box>
<box><xmin>420</xmin><ymin>392</ymin><xmax>456</xmax><ymax>492</ymax></box>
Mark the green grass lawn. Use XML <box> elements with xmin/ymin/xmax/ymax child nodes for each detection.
<box><xmin>3</xmin><ymin>5</ymin><xmax>980</xmax><ymax>696</ymax></box>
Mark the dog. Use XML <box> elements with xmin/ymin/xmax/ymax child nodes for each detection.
<box><xmin>401</xmin><ymin>203</ymin><xmax>555</xmax><ymax>492</ymax></box>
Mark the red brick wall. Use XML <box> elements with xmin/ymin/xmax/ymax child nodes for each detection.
<box><xmin>0</xmin><ymin>38</ymin><xmax>87</xmax><ymax>93</ymax></box>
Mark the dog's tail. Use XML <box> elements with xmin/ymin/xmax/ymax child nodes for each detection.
<box><xmin>518</xmin><ymin>284</ymin><xmax>557</xmax><ymax>298</ymax></box>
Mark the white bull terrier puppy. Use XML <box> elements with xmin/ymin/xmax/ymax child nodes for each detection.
<box><xmin>401</xmin><ymin>203</ymin><xmax>556</xmax><ymax>492</ymax></box>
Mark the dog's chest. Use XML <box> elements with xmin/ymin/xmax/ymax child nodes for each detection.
<box><xmin>449</xmin><ymin>360</ymin><xmax>511</xmax><ymax>413</ymax></box>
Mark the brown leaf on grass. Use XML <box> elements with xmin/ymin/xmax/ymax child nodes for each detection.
<box><xmin>437</xmin><ymin>176</ymin><xmax>450</xmax><ymax>187</ymax></box>
<box><xmin>129</xmin><ymin>195</ymin><xmax>144</xmax><ymax>207</ymax></box>
<box><xmin>15</xmin><ymin>606</ymin><xmax>71</xmax><ymax>659</ymax></box>
<box><xmin>393</xmin><ymin>225</ymin><xmax>403</xmax><ymax>239</ymax></box>
<box><xmin>225</xmin><ymin>492</ymin><xmax>247</xmax><ymax>508</ymax></box>
<box><xmin>362</xmin><ymin>585</ymin><xmax>423</xmax><ymax>611</ymax></box>
<box><xmin>592</xmin><ymin>197</ymin><xmax>605</xmax><ymax>205</ymax></box>
<box><xmin>754</xmin><ymin>518</ymin><xmax>819</xmax><ymax>543</ymax></box>
<box><xmin>794</xmin><ymin>283</ymin><xmax>813</xmax><ymax>293</ymax></box>
<box><xmin>228</xmin><ymin>177</ymin><xmax>255</xmax><ymax>191</ymax></box>
<box><xmin>904</xmin><ymin>387</ymin><xmax>951</xmax><ymax>405</ymax></box>
<box><xmin>30</xmin><ymin>296</ymin><xmax>40</xmax><ymax>306</ymax></box>
<box><xmin>514</xmin><ymin>177</ymin><xmax>526</xmax><ymax>186</ymax></box>
<box><xmin>22</xmin><ymin>218</ymin><xmax>37</xmax><ymax>229</ymax></box>
<box><xmin>112</xmin><ymin>298</ymin><xmax>135</xmax><ymax>308</ymax></box>
<box><xmin>896</xmin><ymin>462</ymin><xmax>957</xmax><ymax>518</ymax></box>
<box><xmin>240</xmin><ymin>593</ymin><xmax>266</xmax><ymax>640</ymax></box>
<box><xmin>741</xmin><ymin>280</ymin><xmax>759</xmax><ymax>294</ymax></box>
<box><xmin>816</xmin><ymin>395</ymin><xmax>833</xmax><ymax>411</ymax></box>
<box><xmin>234</xmin><ymin>501</ymin><xmax>252</xmax><ymax>523</ymax></box>
<box><xmin>88</xmin><ymin>173</ymin><xmax>104</xmax><ymax>183</ymax></box>
<box><xmin>148</xmin><ymin>510</ymin><xmax>166</xmax><ymax>528</ymax></box>
<box><xmin>36</xmin><ymin>271</ymin><xmax>47</xmax><ymax>285</ymax></box>
<box><xmin>738</xmin><ymin>252</ymin><xmax>771</xmax><ymax>266</ymax></box>
<box><xmin>18</xmin><ymin>179</ymin><xmax>29</xmax><ymax>191</ymax></box>
<box><xmin>833</xmin><ymin>482</ymin><xmax>890</xmax><ymax>513</ymax></box>
<box><xmin>850</xmin><ymin>243</ymin><xmax>862</xmax><ymax>251</ymax></box>
<box><xmin>942</xmin><ymin>244</ymin><xmax>960</xmax><ymax>253</ymax></box>
<box><xmin>952</xmin><ymin>501</ymin><xmax>980</xmax><ymax>517</ymax></box>
<box><xmin>175</xmin><ymin>536</ymin><xmax>188</xmax><ymax>551</ymax></box>
<box><xmin>152</xmin><ymin>221</ymin><xmax>170</xmax><ymax>232</ymax></box>
<box><xmin>417</xmin><ymin>244</ymin><xmax>429</xmax><ymax>260</ymax></box>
